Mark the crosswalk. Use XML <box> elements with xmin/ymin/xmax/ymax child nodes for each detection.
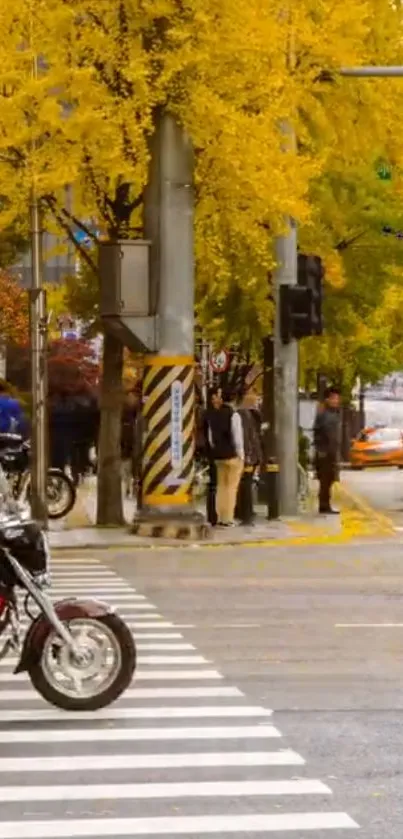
<box><xmin>0</xmin><ymin>556</ymin><xmax>359</xmax><ymax>837</ymax></box>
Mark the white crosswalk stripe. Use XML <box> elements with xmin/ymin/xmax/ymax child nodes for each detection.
<box><xmin>0</xmin><ymin>558</ymin><xmax>359</xmax><ymax>837</ymax></box>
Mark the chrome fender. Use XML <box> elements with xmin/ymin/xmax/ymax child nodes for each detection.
<box><xmin>14</xmin><ymin>598</ymin><xmax>114</xmax><ymax>674</ymax></box>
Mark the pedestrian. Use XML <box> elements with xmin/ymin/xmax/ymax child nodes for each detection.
<box><xmin>71</xmin><ymin>388</ymin><xmax>99</xmax><ymax>485</ymax></box>
<box><xmin>206</xmin><ymin>386</ymin><xmax>244</xmax><ymax>527</ymax></box>
<box><xmin>48</xmin><ymin>389</ymin><xmax>74</xmax><ymax>473</ymax></box>
<box><xmin>313</xmin><ymin>385</ymin><xmax>341</xmax><ymax>514</ymax></box>
<box><xmin>202</xmin><ymin>387</ymin><xmax>223</xmax><ymax>526</ymax></box>
<box><xmin>0</xmin><ymin>381</ymin><xmax>26</xmax><ymax>436</ymax></box>
<box><xmin>132</xmin><ymin>399</ymin><xmax>145</xmax><ymax>510</ymax></box>
<box><xmin>235</xmin><ymin>390</ymin><xmax>263</xmax><ymax>526</ymax></box>
<box><xmin>121</xmin><ymin>389</ymin><xmax>140</xmax><ymax>498</ymax></box>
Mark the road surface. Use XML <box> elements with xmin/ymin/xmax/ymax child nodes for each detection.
<box><xmin>3</xmin><ymin>541</ymin><xmax>403</xmax><ymax>836</ymax></box>
<box><xmin>342</xmin><ymin>466</ymin><xmax>403</xmax><ymax>525</ymax></box>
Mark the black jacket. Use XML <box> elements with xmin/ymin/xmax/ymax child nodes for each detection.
<box><xmin>314</xmin><ymin>408</ymin><xmax>341</xmax><ymax>460</ymax></box>
<box><xmin>207</xmin><ymin>404</ymin><xmax>236</xmax><ymax>460</ymax></box>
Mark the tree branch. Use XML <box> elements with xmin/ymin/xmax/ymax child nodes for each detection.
<box><xmin>335</xmin><ymin>230</ymin><xmax>367</xmax><ymax>251</ymax></box>
<box><xmin>82</xmin><ymin>150</ymin><xmax>115</xmax><ymax>228</ymax></box>
<box><xmin>59</xmin><ymin>208</ymin><xmax>98</xmax><ymax>242</ymax></box>
<box><xmin>44</xmin><ymin>197</ymin><xmax>97</xmax><ymax>273</ymax></box>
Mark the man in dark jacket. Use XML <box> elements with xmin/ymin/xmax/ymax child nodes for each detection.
<box><xmin>313</xmin><ymin>386</ymin><xmax>341</xmax><ymax>514</ymax></box>
<box><xmin>202</xmin><ymin>387</ymin><xmax>222</xmax><ymax>526</ymax></box>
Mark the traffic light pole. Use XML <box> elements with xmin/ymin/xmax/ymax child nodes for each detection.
<box><xmin>274</xmin><ymin>63</ymin><xmax>402</xmax><ymax>517</ymax></box>
<box><xmin>274</xmin><ymin>216</ymin><xmax>299</xmax><ymax>516</ymax></box>
<box><xmin>262</xmin><ymin>335</ymin><xmax>280</xmax><ymax>519</ymax></box>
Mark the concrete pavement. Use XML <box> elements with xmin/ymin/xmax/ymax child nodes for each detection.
<box><xmin>49</xmin><ymin>473</ymin><xmax>397</xmax><ymax>550</ymax></box>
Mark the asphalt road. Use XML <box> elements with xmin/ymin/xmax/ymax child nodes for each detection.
<box><xmin>4</xmin><ymin>541</ymin><xmax>403</xmax><ymax>837</ymax></box>
<box><xmin>116</xmin><ymin>541</ymin><xmax>403</xmax><ymax>837</ymax></box>
<box><xmin>342</xmin><ymin>467</ymin><xmax>403</xmax><ymax>524</ymax></box>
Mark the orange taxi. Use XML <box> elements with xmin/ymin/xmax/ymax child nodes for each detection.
<box><xmin>350</xmin><ymin>425</ymin><xmax>403</xmax><ymax>469</ymax></box>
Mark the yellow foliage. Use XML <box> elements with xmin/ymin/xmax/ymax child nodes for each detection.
<box><xmin>0</xmin><ymin>0</ymin><xmax>402</xmax><ymax>352</ymax></box>
<box><xmin>44</xmin><ymin>284</ymin><xmax>68</xmax><ymax>339</ymax></box>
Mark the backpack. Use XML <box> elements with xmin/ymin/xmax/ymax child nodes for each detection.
<box><xmin>239</xmin><ymin>408</ymin><xmax>262</xmax><ymax>467</ymax></box>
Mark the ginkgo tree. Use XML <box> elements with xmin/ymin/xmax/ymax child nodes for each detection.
<box><xmin>0</xmin><ymin>0</ymin><xmax>403</xmax><ymax>521</ymax></box>
<box><xmin>299</xmin><ymin>147</ymin><xmax>403</xmax><ymax>396</ymax></box>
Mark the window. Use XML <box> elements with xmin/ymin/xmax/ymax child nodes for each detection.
<box><xmin>369</xmin><ymin>428</ymin><xmax>401</xmax><ymax>443</ymax></box>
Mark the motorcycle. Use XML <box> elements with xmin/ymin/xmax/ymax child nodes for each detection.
<box><xmin>0</xmin><ymin>511</ymin><xmax>136</xmax><ymax>710</ymax></box>
<box><xmin>0</xmin><ymin>433</ymin><xmax>76</xmax><ymax>520</ymax></box>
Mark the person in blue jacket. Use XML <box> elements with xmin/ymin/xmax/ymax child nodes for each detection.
<box><xmin>0</xmin><ymin>382</ymin><xmax>27</xmax><ymax>436</ymax></box>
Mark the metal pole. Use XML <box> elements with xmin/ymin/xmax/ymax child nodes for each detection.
<box><xmin>272</xmin><ymin>8</ymin><xmax>299</xmax><ymax>517</ymax></box>
<box><xmin>261</xmin><ymin>335</ymin><xmax>280</xmax><ymax>518</ymax></box>
<box><xmin>28</xmin><ymin>42</ymin><xmax>48</xmax><ymax>526</ymax></box>
<box><xmin>29</xmin><ymin>192</ymin><xmax>48</xmax><ymax>525</ymax></box>
<box><xmin>274</xmin><ymin>215</ymin><xmax>299</xmax><ymax>515</ymax></box>
<box><xmin>340</xmin><ymin>66</ymin><xmax>403</xmax><ymax>77</ymax></box>
<box><xmin>137</xmin><ymin>112</ymin><xmax>205</xmax><ymax>538</ymax></box>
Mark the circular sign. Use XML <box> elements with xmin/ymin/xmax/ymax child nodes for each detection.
<box><xmin>210</xmin><ymin>350</ymin><xmax>230</xmax><ymax>373</ymax></box>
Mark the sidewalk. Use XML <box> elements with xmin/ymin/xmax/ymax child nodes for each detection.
<box><xmin>46</xmin><ymin>475</ymin><xmax>386</xmax><ymax>550</ymax></box>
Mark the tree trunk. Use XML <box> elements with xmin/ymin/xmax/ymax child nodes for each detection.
<box><xmin>96</xmin><ymin>331</ymin><xmax>124</xmax><ymax>526</ymax></box>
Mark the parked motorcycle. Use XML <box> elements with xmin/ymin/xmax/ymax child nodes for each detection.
<box><xmin>0</xmin><ymin>511</ymin><xmax>136</xmax><ymax>710</ymax></box>
<box><xmin>0</xmin><ymin>434</ymin><xmax>76</xmax><ymax>520</ymax></box>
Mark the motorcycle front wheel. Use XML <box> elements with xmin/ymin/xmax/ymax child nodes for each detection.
<box><xmin>27</xmin><ymin>613</ymin><xmax>136</xmax><ymax>711</ymax></box>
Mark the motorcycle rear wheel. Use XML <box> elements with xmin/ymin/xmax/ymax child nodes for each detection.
<box><xmin>46</xmin><ymin>469</ymin><xmax>76</xmax><ymax>519</ymax></box>
<box><xmin>26</xmin><ymin>469</ymin><xmax>76</xmax><ymax>519</ymax></box>
<box><xmin>27</xmin><ymin>613</ymin><xmax>136</xmax><ymax>711</ymax></box>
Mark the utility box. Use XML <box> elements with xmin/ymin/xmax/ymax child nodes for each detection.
<box><xmin>99</xmin><ymin>239</ymin><xmax>157</xmax><ymax>353</ymax></box>
<box><xmin>99</xmin><ymin>240</ymin><xmax>151</xmax><ymax>318</ymax></box>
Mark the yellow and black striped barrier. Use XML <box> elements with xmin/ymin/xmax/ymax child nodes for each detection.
<box><xmin>132</xmin><ymin>355</ymin><xmax>208</xmax><ymax>540</ymax></box>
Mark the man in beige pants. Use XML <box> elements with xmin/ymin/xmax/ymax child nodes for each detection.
<box><xmin>206</xmin><ymin>388</ymin><xmax>244</xmax><ymax>526</ymax></box>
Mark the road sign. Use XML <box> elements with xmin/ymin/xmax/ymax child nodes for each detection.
<box><xmin>210</xmin><ymin>349</ymin><xmax>230</xmax><ymax>373</ymax></box>
<box><xmin>73</xmin><ymin>225</ymin><xmax>100</xmax><ymax>247</ymax></box>
<box><xmin>170</xmin><ymin>380</ymin><xmax>183</xmax><ymax>471</ymax></box>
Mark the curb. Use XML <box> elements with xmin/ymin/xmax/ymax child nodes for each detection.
<box><xmin>48</xmin><ymin>527</ymin><xmax>354</xmax><ymax>553</ymax></box>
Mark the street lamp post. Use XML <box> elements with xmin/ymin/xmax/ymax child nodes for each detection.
<box><xmin>28</xmin><ymin>48</ymin><xmax>48</xmax><ymax>526</ymax></box>
<box><xmin>29</xmin><ymin>194</ymin><xmax>48</xmax><ymax>526</ymax></box>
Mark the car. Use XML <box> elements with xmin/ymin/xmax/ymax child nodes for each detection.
<box><xmin>350</xmin><ymin>425</ymin><xmax>403</xmax><ymax>469</ymax></box>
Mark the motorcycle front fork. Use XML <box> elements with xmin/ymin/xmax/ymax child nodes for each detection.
<box><xmin>5</xmin><ymin>552</ymin><xmax>81</xmax><ymax>658</ymax></box>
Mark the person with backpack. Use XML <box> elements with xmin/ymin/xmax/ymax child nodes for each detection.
<box><xmin>206</xmin><ymin>387</ymin><xmax>244</xmax><ymax>526</ymax></box>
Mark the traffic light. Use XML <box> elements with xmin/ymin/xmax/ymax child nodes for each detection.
<box><xmin>297</xmin><ymin>254</ymin><xmax>324</xmax><ymax>336</ymax></box>
<box><xmin>279</xmin><ymin>254</ymin><xmax>324</xmax><ymax>344</ymax></box>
